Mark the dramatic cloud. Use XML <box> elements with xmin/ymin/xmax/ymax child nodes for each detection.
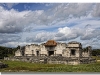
<box><xmin>0</xmin><ymin>6</ymin><xmax>45</xmax><ymax>33</ymax></box>
<box><xmin>26</xmin><ymin>32</ymin><xmax>55</xmax><ymax>43</ymax></box>
<box><xmin>81</xmin><ymin>28</ymin><xmax>100</xmax><ymax>40</ymax></box>
<box><xmin>0</xmin><ymin>3</ymin><xmax>100</xmax><ymax>48</ymax></box>
<box><xmin>55</xmin><ymin>27</ymin><xmax>74</xmax><ymax>41</ymax></box>
<box><xmin>26</xmin><ymin>25</ymin><xmax>100</xmax><ymax>48</ymax></box>
<box><xmin>0</xmin><ymin>6</ymin><xmax>30</xmax><ymax>33</ymax></box>
<box><xmin>0</xmin><ymin>3</ymin><xmax>99</xmax><ymax>33</ymax></box>
<box><xmin>26</xmin><ymin>26</ymin><xmax>82</xmax><ymax>43</ymax></box>
<box><xmin>0</xmin><ymin>33</ymin><xmax>21</xmax><ymax>44</ymax></box>
<box><xmin>51</xmin><ymin>3</ymin><xmax>93</xmax><ymax>17</ymax></box>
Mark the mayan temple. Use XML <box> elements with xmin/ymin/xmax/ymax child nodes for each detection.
<box><xmin>5</xmin><ymin>40</ymin><xmax>96</xmax><ymax>65</ymax></box>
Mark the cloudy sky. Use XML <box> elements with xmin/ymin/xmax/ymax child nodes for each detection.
<box><xmin>0</xmin><ymin>3</ymin><xmax>100</xmax><ymax>48</ymax></box>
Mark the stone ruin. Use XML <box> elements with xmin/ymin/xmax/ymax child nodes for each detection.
<box><xmin>4</xmin><ymin>40</ymin><xmax>96</xmax><ymax>65</ymax></box>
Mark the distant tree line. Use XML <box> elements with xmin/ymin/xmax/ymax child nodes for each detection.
<box><xmin>82</xmin><ymin>47</ymin><xmax>89</xmax><ymax>52</ymax></box>
<box><xmin>0</xmin><ymin>46</ymin><xmax>19</xmax><ymax>59</ymax></box>
<box><xmin>92</xmin><ymin>49</ymin><xmax>100</xmax><ymax>56</ymax></box>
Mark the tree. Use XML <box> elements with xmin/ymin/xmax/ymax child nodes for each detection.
<box><xmin>17</xmin><ymin>45</ymin><xmax>20</xmax><ymax>49</ymax></box>
<box><xmin>92</xmin><ymin>49</ymin><xmax>100</xmax><ymax>56</ymax></box>
<box><xmin>0</xmin><ymin>46</ymin><xmax>17</xmax><ymax>59</ymax></box>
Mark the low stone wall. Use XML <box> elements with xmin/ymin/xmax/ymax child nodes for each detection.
<box><xmin>4</xmin><ymin>56</ymin><xmax>96</xmax><ymax>65</ymax></box>
<box><xmin>80</xmin><ymin>58</ymin><xmax>96</xmax><ymax>64</ymax></box>
<box><xmin>48</xmin><ymin>60</ymin><xmax>80</xmax><ymax>65</ymax></box>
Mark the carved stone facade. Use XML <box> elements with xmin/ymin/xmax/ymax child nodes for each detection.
<box><xmin>13</xmin><ymin>40</ymin><xmax>96</xmax><ymax>65</ymax></box>
<box><xmin>15</xmin><ymin>40</ymin><xmax>90</xmax><ymax>58</ymax></box>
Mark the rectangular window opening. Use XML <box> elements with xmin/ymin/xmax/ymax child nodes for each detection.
<box><xmin>71</xmin><ymin>49</ymin><xmax>76</xmax><ymax>55</ymax></box>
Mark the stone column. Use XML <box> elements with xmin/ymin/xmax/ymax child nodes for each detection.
<box><xmin>54</xmin><ymin>50</ymin><xmax>56</xmax><ymax>56</ymax></box>
<box><xmin>32</xmin><ymin>50</ymin><xmax>34</xmax><ymax>56</ymax></box>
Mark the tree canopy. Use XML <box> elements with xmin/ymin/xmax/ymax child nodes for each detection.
<box><xmin>0</xmin><ymin>46</ymin><xmax>17</xmax><ymax>59</ymax></box>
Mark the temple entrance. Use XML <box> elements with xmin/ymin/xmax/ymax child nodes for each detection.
<box><xmin>36</xmin><ymin>51</ymin><xmax>39</xmax><ymax>56</ymax></box>
<box><xmin>48</xmin><ymin>51</ymin><xmax>54</xmax><ymax>56</ymax></box>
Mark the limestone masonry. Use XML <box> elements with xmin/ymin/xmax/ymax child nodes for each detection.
<box><xmin>5</xmin><ymin>40</ymin><xmax>96</xmax><ymax>65</ymax></box>
<box><xmin>15</xmin><ymin>40</ymin><xmax>91</xmax><ymax>57</ymax></box>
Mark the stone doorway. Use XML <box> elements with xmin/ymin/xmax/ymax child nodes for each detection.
<box><xmin>36</xmin><ymin>51</ymin><xmax>39</xmax><ymax>56</ymax></box>
<box><xmin>48</xmin><ymin>51</ymin><xmax>54</xmax><ymax>56</ymax></box>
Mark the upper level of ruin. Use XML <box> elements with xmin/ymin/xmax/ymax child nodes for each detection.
<box><xmin>44</xmin><ymin>40</ymin><xmax>57</xmax><ymax>47</ymax></box>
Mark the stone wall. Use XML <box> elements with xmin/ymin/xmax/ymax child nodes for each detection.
<box><xmin>56</xmin><ymin>43</ymin><xmax>66</xmax><ymax>54</ymax></box>
<box><xmin>82</xmin><ymin>46</ymin><xmax>92</xmax><ymax>57</ymax></box>
<box><xmin>15</xmin><ymin>41</ymin><xmax>90</xmax><ymax>58</ymax></box>
<box><xmin>4</xmin><ymin>56</ymin><xmax>96</xmax><ymax>65</ymax></box>
<box><xmin>62</xmin><ymin>42</ymin><xmax>83</xmax><ymax>58</ymax></box>
<box><xmin>82</xmin><ymin>52</ymin><xmax>89</xmax><ymax>57</ymax></box>
<box><xmin>24</xmin><ymin>44</ymin><xmax>40</xmax><ymax>56</ymax></box>
<box><xmin>15</xmin><ymin>49</ymin><xmax>22</xmax><ymax>56</ymax></box>
<box><xmin>11</xmin><ymin>41</ymin><xmax>95</xmax><ymax>65</ymax></box>
<box><xmin>67</xmin><ymin>44</ymin><xmax>79</xmax><ymax>47</ymax></box>
<box><xmin>40</xmin><ymin>44</ymin><xmax>47</xmax><ymax>56</ymax></box>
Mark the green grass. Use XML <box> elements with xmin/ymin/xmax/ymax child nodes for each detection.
<box><xmin>0</xmin><ymin>60</ymin><xmax>100</xmax><ymax>72</ymax></box>
<box><xmin>92</xmin><ymin>56</ymin><xmax>100</xmax><ymax>60</ymax></box>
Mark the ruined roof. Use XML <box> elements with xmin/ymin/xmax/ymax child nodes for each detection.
<box><xmin>68</xmin><ymin>41</ymin><xmax>81</xmax><ymax>44</ymax></box>
<box><xmin>45</xmin><ymin>40</ymin><xmax>57</xmax><ymax>46</ymax></box>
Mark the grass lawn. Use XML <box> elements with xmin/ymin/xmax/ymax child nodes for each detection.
<box><xmin>0</xmin><ymin>60</ymin><xmax>100</xmax><ymax>72</ymax></box>
<box><xmin>92</xmin><ymin>56</ymin><xmax>100</xmax><ymax>60</ymax></box>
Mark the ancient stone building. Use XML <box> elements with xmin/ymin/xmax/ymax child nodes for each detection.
<box><xmin>15</xmin><ymin>40</ymin><xmax>90</xmax><ymax>57</ymax></box>
<box><xmin>11</xmin><ymin>40</ymin><xmax>96</xmax><ymax>65</ymax></box>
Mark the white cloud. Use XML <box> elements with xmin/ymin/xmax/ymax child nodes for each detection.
<box><xmin>0</xmin><ymin>6</ymin><xmax>31</xmax><ymax>33</ymax></box>
<box><xmin>55</xmin><ymin>27</ymin><xmax>83</xmax><ymax>41</ymax></box>
<box><xmin>0</xmin><ymin>3</ymin><xmax>100</xmax><ymax>48</ymax></box>
<box><xmin>48</xmin><ymin>3</ymin><xmax>93</xmax><ymax>21</ymax></box>
<box><xmin>0</xmin><ymin>3</ymin><xmax>18</xmax><ymax>9</ymax></box>
<box><xmin>26</xmin><ymin>32</ymin><xmax>55</xmax><ymax>43</ymax></box>
<box><xmin>0</xmin><ymin>33</ymin><xmax>21</xmax><ymax>44</ymax></box>
<box><xmin>25</xmin><ymin>24</ymin><xmax>100</xmax><ymax>48</ymax></box>
<box><xmin>92</xmin><ymin>3</ymin><xmax>100</xmax><ymax>17</ymax></box>
<box><xmin>26</xmin><ymin>26</ymin><xmax>82</xmax><ymax>43</ymax></box>
<box><xmin>80</xmin><ymin>28</ymin><xmax>95</xmax><ymax>40</ymax></box>
<box><xmin>5</xmin><ymin>3</ymin><xmax>18</xmax><ymax>9</ymax></box>
<box><xmin>45</xmin><ymin>3</ymin><xmax>53</xmax><ymax>7</ymax></box>
<box><xmin>58</xmin><ymin>27</ymin><xmax>71</xmax><ymax>35</ymax></box>
<box><xmin>1</xmin><ymin>41</ymin><xmax>32</xmax><ymax>47</ymax></box>
<box><xmin>0</xmin><ymin>3</ymin><xmax>99</xmax><ymax>34</ymax></box>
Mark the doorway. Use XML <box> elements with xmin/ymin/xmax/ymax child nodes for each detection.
<box><xmin>36</xmin><ymin>51</ymin><xmax>39</xmax><ymax>56</ymax></box>
<box><xmin>48</xmin><ymin>51</ymin><xmax>54</xmax><ymax>56</ymax></box>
